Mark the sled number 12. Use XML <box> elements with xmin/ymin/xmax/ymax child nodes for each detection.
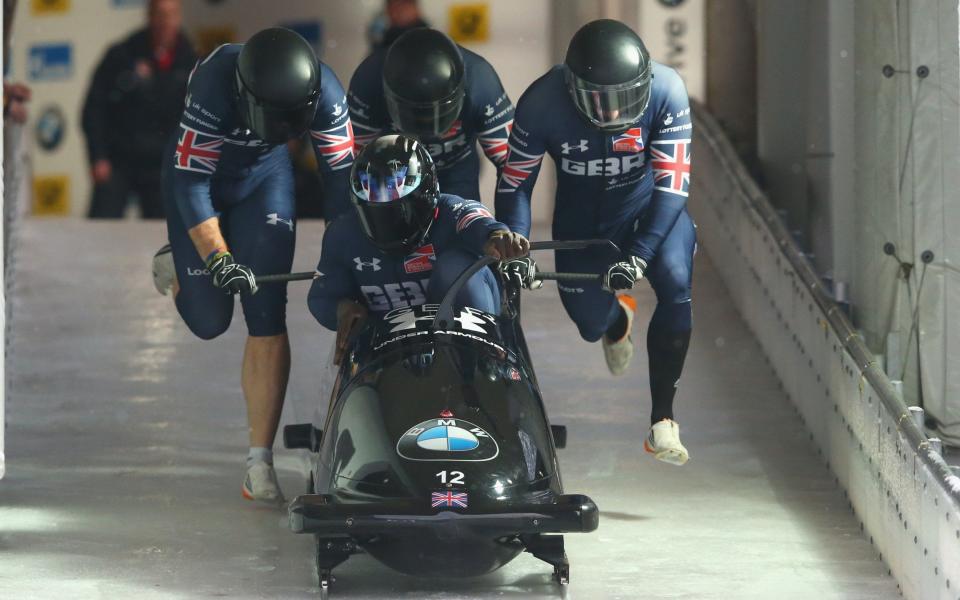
<box><xmin>436</xmin><ymin>470</ymin><xmax>465</xmax><ymax>485</ymax></box>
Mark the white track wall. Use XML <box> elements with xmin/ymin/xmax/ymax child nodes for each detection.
<box><xmin>690</xmin><ymin>105</ymin><xmax>960</xmax><ymax>600</ymax></box>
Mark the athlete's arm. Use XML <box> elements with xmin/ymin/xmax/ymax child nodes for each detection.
<box><xmin>346</xmin><ymin>54</ymin><xmax>387</xmax><ymax>152</ymax></box>
<box><xmin>471</xmin><ymin>57</ymin><xmax>514</xmax><ymax>171</ymax></box>
<box><xmin>493</xmin><ymin>89</ymin><xmax>546</xmax><ymax>238</ymax></box>
<box><xmin>308</xmin><ymin>221</ymin><xmax>361</xmax><ymax>331</ymax></box>
<box><xmin>170</xmin><ymin>50</ymin><xmax>230</xmax><ymax>260</ymax></box>
<box><xmin>441</xmin><ymin>197</ymin><xmax>511</xmax><ymax>256</ymax></box>
<box><xmin>309</xmin><ymin>63</ymin><xmax>355</xmax><ymax>221</ymax></box>
<box><xmin>628</xmin><ymin>69</ymin><xmax>692</xmax><ymax>263</ymax></box>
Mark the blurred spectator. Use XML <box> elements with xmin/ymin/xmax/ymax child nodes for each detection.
<box><xmin>374</xmin><ymin>0</ymin><xmax>430</xmax><ymax>50</ymax></box>
<box><xmin>81</xmin><ymin>0</ymin><xmax>195</xmax><ymax>219</ymax></box>
<box><xmin>3</xmin><ymin>82</ymin><xmax>30</xmax><ymax>124</ymax></box>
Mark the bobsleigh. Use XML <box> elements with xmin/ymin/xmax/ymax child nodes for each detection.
<box><xmin>282</xmin><ymin>241</ymin><xmax>609</xmax><ymax>595</ymax></box>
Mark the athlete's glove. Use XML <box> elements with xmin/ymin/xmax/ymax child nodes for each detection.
<box><xmin>500</xmin><ymin>257</ymin><xmax>542</xmax><ymax>290</ymax></box>
<box><xmin>206</xmin><ymin>251</ymin><xmax>258</xmax><ymax>295</ymax></box>
<box><xmin>602</xmin><ymin>256</ymin><xmax>647</xmax><ymax>292</ymax></box>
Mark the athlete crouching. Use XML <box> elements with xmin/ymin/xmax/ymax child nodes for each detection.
<box><xmin>308</xmin><ymin>134</ymin><xmax>527</xmax><ymax>359</ymax></box>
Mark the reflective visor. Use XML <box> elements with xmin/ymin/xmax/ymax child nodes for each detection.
<box><xmin>566</xmin><ymin>68</ymin><xmax>652</xmax><ymax>132</ymax></box>
<box><xmin>352</xmin><ymin>163</ymin><xmax>423</xmax><ymax>203</ymax></box>
<box><xmin>383</xmin><ymin>81</ymin><xmax>464</xmax><ymax>139</ymax></box>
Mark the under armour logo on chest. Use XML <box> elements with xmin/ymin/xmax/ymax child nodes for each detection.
<box><xmin>354</xmin><ymin>257</ymin><xmax>382</xmax><ymax>272</ymax></box>
<box><xmin>561</xmin><ymin>140</ymin><xmax>589</xmax><ymax>154</ymax></box>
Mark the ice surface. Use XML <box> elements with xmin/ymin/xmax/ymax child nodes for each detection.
<box><xmin>0</xmin><ymin>221</ymin><xmax>898</xmax><ymax>599</ymax></box>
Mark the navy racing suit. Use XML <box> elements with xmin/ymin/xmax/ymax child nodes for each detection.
<box><xmin>163</xmin><ymin>44</ymin><xmax>354</xmax><ymax>339</ymax></box>
<box><xmin>494</xmin><ymin>61</ymin><xmax>695</xmax><ymax>341</ymax></box>
<box><xmin>308</xmin><ymin>194</ymin><xmax>507</xmax><ymax>330</ymax></box>
<box><xmin>348</xmin><ymin>46</ymin><xmax>513</xmax><ymax>203</ymax></box>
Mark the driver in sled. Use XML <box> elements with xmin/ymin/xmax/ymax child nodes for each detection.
<box><xmin>308</xmin><ymin>134</ymin><xmax>531</xmax><ymax>361</ymax></box>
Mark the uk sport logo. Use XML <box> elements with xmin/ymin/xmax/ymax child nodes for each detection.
<box><xmin>612</xmin><ymin>128</ymin><xmax>644</xmax><ymax>153</ymax></box>
<box><xmin>497</xmin><ymin>145</ymin><xmax>544</xmax><ymax>192</ymax></box>
<box><xmin>650</xmin><ymin>138</ymin><xmax>691</xmax><ymax>197</ymax></box>
<box><xmin>310</xmin><ymin>121</ymin><xmax>355</xmax><ymax>170</ymax></box>
<box><xmin>354</xmin><ymin>257</ymin><xmax>382</xmax><ymax>272</ymax></box>
<box><xmin>174</xmin><ymin>124</ymin><xmax>223</xmax><ymax>174</ymax></box>
<box><xmin>404</xmin><ymin>244</ymin><xmax>436</xmax><ymax>274</ymax></box>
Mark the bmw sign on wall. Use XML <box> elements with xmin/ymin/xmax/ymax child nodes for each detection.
<box><xmin>397</xmin><ymin>417</ymin><xmax>499</xmax><ymax>462</ymax></box>
<box><xmin>35</xmin><ymin>105</ymin><xmax>66</xmax><ymax>152</ymax></box>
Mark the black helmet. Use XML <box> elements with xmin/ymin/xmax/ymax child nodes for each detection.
<box><xmin>564</xmin><ymin>19</ymin><xmax>653</xmax><ymax>132</ymax></box>
<box><xmin>383</xmin><ymin>29</ymin><xmax>465</xmax><ymax>138</ymax></box>
<box><xmin>350</xmin><ymin>134</ymin><xmax>439</xmax><ymax>255</ymax></box>
<box><xmin>236</xmin><ymin>27</ymin><xmax>321</xmax><ymax>143</ymax></box>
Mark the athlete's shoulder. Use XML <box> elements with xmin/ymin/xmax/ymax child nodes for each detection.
<box><xmin>520</xmin><ymin>65</ymin><xmax>566</xmax><ymax>101</ymax></box>
<box><xmin>650</xmin><ymin>61</ymin><xmax>688</xmax><ymax>99</ymax></box>
<box><xmin>349</xmin><ymin>49</ymin><xmax>386</xmax><ymax>93</ymax></box>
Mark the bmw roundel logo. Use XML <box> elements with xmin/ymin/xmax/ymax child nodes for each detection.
<box><xmin>398</xmin><ymin>418</ymin><xmax>499</xmax><ymax>462</ymax></box>
<box><xmin>35</xmin><ymin>105</ymin><xmax>66</xmax><ymax>152</ymax></box>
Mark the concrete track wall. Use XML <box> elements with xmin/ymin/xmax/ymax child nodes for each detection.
<box><xmin>689</xmin><ymin>105</ymin><xmax>960</xmax><ymax>600</ymax></box>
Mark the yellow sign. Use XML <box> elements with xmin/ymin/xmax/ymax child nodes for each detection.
<box><xmin>32</xmin><ymin>0</ymin><xmax>69</xmax><ymax>15</ymax></box>
<box><xmin>449</xmin><ymin>3</ymin><xmax>489</xmax><ymax>43</ymax></box>
<box><xmin>33</xmin><ymin>175</ymin><xmax>70</xmax><ymax>215</ymax></box>
<box><xmin>195</xmin><ymin>27</ymin><xmax>237</xmax><ymax>58</ymax></box>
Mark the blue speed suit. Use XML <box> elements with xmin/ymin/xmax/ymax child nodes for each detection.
<box><xmin>308</xmin><ymin>195</ymin><xmax>506</xmax><ymax>329</ymax></box>
<box><xmin>348</xmin><ymin>46</ymin><xmax>513</xmax><ymax>203</ymax></box>
<box><xmin>494</xmin><ymin>61</ymin><xmax>695</xmax><ymax>423</ymax></box>
<box><xmin>163</xmin><ymin>44</ymin><xmax>354</xmax><ymax>339</ymax></box>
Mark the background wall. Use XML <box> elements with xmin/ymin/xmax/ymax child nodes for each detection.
<box><xmin>11</xmin><ymin>0</ymin><xmax>152</xmax><ymax>217</ymax></box>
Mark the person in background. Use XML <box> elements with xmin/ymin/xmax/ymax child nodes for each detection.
<box><xmin>369</xmin><ymin>0</ymin><xmax>430</xmax><ymax>50</ymax></box>
<box><xmin>81</xmin><ymin>0</ymin><xmax>195</xmax><ymax>219</ymax></box>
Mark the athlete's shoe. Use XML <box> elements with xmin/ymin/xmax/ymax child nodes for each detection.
<box><xmin>152</xmin><ymin>244</ymin><xmax>175</xmax><ymax>295</ymax></box>
<box><xmin>242</xmin><ymin>460</ymin><xmax>286</xmax><ymax>505</ymax></box>
<box><xmin>602</xmin><ymin>294</ymin><xmax>637</xmax><ymax>376</ymax></box>
<box><xmin>644</xmin><ymin>419</ymin><xmax>690</xmax><ymax>465</ymax></box>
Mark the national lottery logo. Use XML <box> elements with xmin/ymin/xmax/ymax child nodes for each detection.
<box><xmin>397</xmin><ymin>418</ymin><xmax>499</xmax><ymax>462</ymax></box>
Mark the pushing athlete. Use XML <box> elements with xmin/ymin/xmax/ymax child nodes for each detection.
<box><xmin>348</xmin><ymin>28</ymin><xmax>514</xmax><ymax>203</ymax></box>
<box><xmin>152</xmin><ymin>28</ymin><xmax>355</xmax><ymax>504</ymax></box>
<box><xmin>495</xmin><ymin>20</ymin><xmax>695</xmax><ymax>465</ymax></box>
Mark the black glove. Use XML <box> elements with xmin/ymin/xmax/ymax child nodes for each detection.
<box><xmin>602</xmin><ymin>256</ymin><xmax>647</xmax><ymax>292</ymax></box>
<box><xmin>206</xmin><ymin>251</ymin><xmax>258</xmax><ymax>295</ymax></box>
<box><xmin>499</xmin><ymin>256</ymin><xmax>542</xmax><ymax>290</ymax></box>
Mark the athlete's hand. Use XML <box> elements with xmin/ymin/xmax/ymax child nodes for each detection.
<box><xmin>603</xmin><ymin>256</ymin><xmax>647</xmax><ymax>292</ymax></box>
<box><xmin>334</xmin><ymin>300</ymin><xmax>368</xmax><ymax>365</ymax></box>
<box><xmin>500</xmin><ymin>257</ymin><xmax>542</xmax><ymax>290</ymax></box>
<box><xmin>484</xmin><ymin>230</ymin><xmax>529</xmax><ymax>261</ymax></box>
<box><xmin>206</xmin><ymin>251</ymin><xmax>258</xmax><ymax>295</ymax></box>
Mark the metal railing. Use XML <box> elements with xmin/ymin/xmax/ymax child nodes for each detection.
<box><xmin>689</xmin><ymin>102</ymin><xmax>960</xmax><ymax>600</ymax></box>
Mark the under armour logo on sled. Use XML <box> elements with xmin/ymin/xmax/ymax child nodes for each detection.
<box><xmin>561</xmin><ymin>139</ymin><xmax>589</xmax><ymax>154</ymax></box>
<box><xmin>265</xmin><ymin>213</ymin><xmax>293</xmax><ymax>231</ymax></box>
<box><xmin>354</xmin><ymin>257</ymin><xmax>382</xmax><ymax>272</ymax></box>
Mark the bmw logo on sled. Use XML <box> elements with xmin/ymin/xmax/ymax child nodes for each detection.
<box><xmin>282</xmin><ymin>240</ymin><xmax>612</xmax><ymax>595</ymax></box>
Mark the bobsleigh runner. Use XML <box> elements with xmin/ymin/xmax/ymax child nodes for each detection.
<box><xmin>273</xmin><ymin>240</ymin><xmax>609</xmax><ymax>596</ymax></box>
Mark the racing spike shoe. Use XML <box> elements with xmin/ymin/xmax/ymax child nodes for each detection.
<box><xmin>602</xmin><ymin>295</ymin><xmax>636</xmax><ymax>376</ymax></box>
<box><xmin>242</xmin><ymin>460</ymin><xmax>286</xmax><ymax>505</ymax></box>
<box><xmin>644</xmin><ymin>419</ymin><xmax>689</xmax><ymax>465</ymax></box>
<box><xmin>152</xmin><ymin>244</ymin><xmax>175</xmax><ymax>296</ymax></box>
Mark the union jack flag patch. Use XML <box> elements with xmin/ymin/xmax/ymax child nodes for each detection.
<box><xmin>431</xmin><ymin>491</ymin><xmax>468</xmax><ymax>509</ymax></box>
<box><xmin>174</xmin><ymin>124</ymin><xmax>223</xmax><ymax>174</ymax></box>
<box><xmin>650</xmin><ymin>138</ymin><xmax>691</xmax><ymax>197</ymax></box>
<box><xmin>310</xmin><ymin>121</ymin><xmax>355</xmax><ymax>170</ymax></box>
<box><xmin>478</xmin><ymin>120</ymin><xmax>513</xmax><ymax>166</ymax></box>
<box><xmin>455</xmin><ymin>205</ymin><xmax>493</xmax><ymax>233</ymax></box>
<box><xmin>496</xmin><ymin>145</ymin><xmax>544</xmax><ymax>193</ymax></box>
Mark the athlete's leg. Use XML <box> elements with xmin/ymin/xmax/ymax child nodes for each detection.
<box><xmin>643</xmin><ymin>210</ymin><xmax>695</xmax><ymax>425</ymax></box>
<box><xmin>428</xmin><ymin>249</ymin><xmax>501</xmax><ymax>315</ymax></box>
<box><xmin>226</xmin><ymin>158</ymin><xmax>295</xmax><ymax>461</ymax></box>
<box><xmin>161</xmin><ymin>147</ymin><xmax>233</xmax><ymax>339</ymax></box>
<box><xmin>554</xmin><ymin>246</ymin><xmax>622</xmax><ymax>342</ymax></box>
